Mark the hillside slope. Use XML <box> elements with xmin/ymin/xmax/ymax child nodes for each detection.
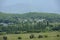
<box><xmin>0</xmin><ymin>12</ymin><xmax>60</xmax><ymax>23</ymax></box>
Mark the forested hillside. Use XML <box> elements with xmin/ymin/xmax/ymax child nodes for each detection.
<box><xmin>0</xmin><ymin>12</ymin><xmax>60</xmax><ymax>34</ymax></box>
<box><xmin>0</xmin><ymin>12</ymin><xmax>60</xmax><ymax>23</ymax></box>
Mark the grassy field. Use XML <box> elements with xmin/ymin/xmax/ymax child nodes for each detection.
<box><xmin>0</xmin><ymin>31</ymin><xmax>60</xmax><ymax>40</ymax></box>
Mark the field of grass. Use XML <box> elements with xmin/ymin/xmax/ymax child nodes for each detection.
<box><xmin>0</xmin><ymin>31</ymin><xmax>60</xmax><ymax>40</ymax></box>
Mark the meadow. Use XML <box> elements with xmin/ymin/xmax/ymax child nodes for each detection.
<box><xmin>0</xmin><ymin>31</ymin><xmax>60</xmax><ymax>40</ymax></box>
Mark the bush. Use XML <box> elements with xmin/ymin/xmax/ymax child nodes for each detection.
<box><xmin>57</xmin><ymin>35</ymin><xmax>60</xmax><ymax>37</ymax></box>
<box><xmin>18</xmin><ymin>37</ymin><xmax>22</xmax><ymax>39</ymax></box>
<box><xmin>30</xmin><ymin>34</ymin><xmax>34</xmax><ymax>39</ymax></box>
<box><xmin>38</xmin><ymin>35</ymin><xmax>43</xmax><ymax>38</ymax></box>
<box><xmin>3</xmin><ymin>36</ymin><xmax>7</xmax><ymax>40</ymax></box>
<box><xmin>44</xmin><ymin>35</ymin><xmax>48</xmax><ymax>38</ymax></box>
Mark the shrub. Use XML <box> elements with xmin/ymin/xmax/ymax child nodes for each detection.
<box><xmin>44</xmin><ymin>35</ymin><xmax>48</xmax><ymax>38</ymax></box>
<box><xmin>18</xmin><ymin>37</ymin><xmax>22</xmax><ymax>39</ymax></box>
<box><xmin>38</xmin><ymin>35</ymin><xmax>43</xmax><ymax>38</ymax></box>
<box><xmin>30</xmin><ymin>34</ymin><xmax>34</xmax><ymax>39</ymax></box>
<box><xmin>3</xmin><ymin>36</ymin><xmax>7</xmax><ymax>40</ymax></box>
<box><xmin>57</xmin><ymin>34</ymin><xmax>60</xmax><ymax>37</ymax></box>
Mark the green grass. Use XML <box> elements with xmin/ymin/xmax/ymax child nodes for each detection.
<box><xmin>0</xmin><ymin>31</ymin><xmax>60</xmax><ymax>40</ymax></box>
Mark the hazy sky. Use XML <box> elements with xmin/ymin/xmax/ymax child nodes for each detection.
<box><xmin>0</xmin><ymin>0</ymin><xmax>60</xmax><ymax>13</ymax></box>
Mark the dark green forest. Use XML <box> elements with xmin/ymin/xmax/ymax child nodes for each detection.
<box><xmin>0</xmin><ymin>12</ymin><xmax>60</xmax><ymax>34</ymax></box>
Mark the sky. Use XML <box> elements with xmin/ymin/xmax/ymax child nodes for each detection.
<box><xmin>0</xmin><ymin>0</ymin><xmax>60</xmax><ymax>14</ymax></box>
